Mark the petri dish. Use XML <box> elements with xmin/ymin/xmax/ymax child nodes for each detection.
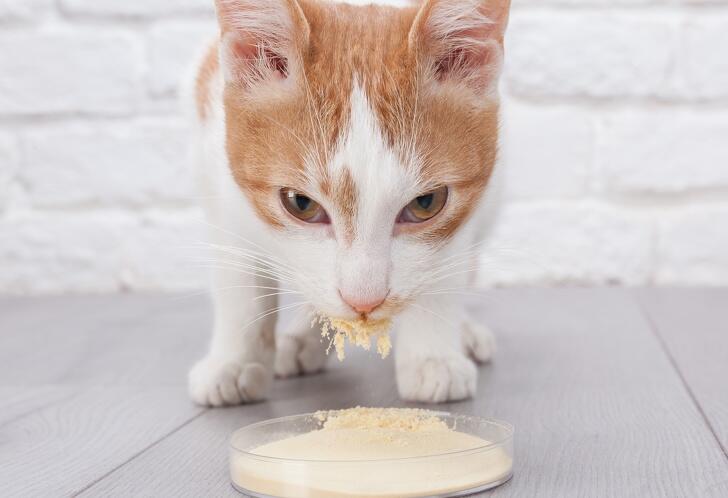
<box><xmin>229</xmin><ymin>411</ymin><xmax>514</xmax><ymax>498</ymax></box>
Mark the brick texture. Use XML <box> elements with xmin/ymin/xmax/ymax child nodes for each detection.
<box><xmin>505</xmin><ymin>13</ymin><xmax>674</xmax><ymax>99</ymax></box>
<box><xmin>477</xmin><ymin>202</ymin><xmax>653</xmax><ymax>286</ymax></box>
<box><xmin>21</xmin><ymin>121</ymin><xmax>195</xmax><ymax>208</ymax></box>
<box><xmin>0</xmin><ymin>133</ymin><xmax>18</xmax><ymax>213</ymax></box>
<box><xmin>500</xmin><ymin>101</ymin><xmax>593</xmax><ymax>199</ymax></box>
<box><xmin>59</xmin><ymin>0</ymin><xmax>214</xmax><ymax>18</ymax></box>
<box><xmin>657</xmin><ymin>207</ymin><xmax>728</xmax><ymax>285</ymax></box>
<box><xmin>678</xmin><ymin>17</ymin><xmax>728</xmax><ymax>100</ymax></box>
<box><xmin>0</xmin><ymin>32</ymin><xmax>141</xmax><ymax>115</ymax></box>
<box><xmin>599</xmin><ymin>111</ymin><xmax>728</xmax><ymax>194</ymax></box>
<box><xmin>0</xmin><ymin>0</ymin><xmax>53</xmax><ymax>22</ymax></box>
<box><xmin>148</xmin><ymin>23</ymin><xmax>216</xmax><ymax>96</ymax></box>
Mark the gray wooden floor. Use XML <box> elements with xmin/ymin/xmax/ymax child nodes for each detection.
<box><xmin>1</xmin><ymin>289</ymin><xmax>726</xmax><ymax>498</ymax></box>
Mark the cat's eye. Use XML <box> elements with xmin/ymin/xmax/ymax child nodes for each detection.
<box><xmin>398</xmin><ymin>186</ymin><xmax>449</xmax><ymax>223</ymax></box>
<box><xmin>280</xmin><ymin>188</ymin><xmax>330</xmax><ymax>224</ymax></box>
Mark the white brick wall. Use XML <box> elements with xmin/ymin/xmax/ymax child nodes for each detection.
<box><xmin>21</xmin><ymin>121</ymin><xmax>195</xmax><ymax>207</ymax></box>
<box><xmin>0</xmin><ymin>0</ymin><xmax>726</xmax><ymax>295</ymax></box>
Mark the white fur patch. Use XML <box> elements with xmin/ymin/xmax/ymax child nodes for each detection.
<box><xmin>334</xmin><ymin>84</ymin><xmax>421</xmax><ymax>237</ymax></box>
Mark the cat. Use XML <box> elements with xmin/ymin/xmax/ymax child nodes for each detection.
<box><xmin>187</xmin><ymin>0</ymin><xmax>511</xmax><ymax>406</ymax></box>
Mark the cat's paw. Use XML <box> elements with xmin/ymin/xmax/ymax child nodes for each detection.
<box><xmin>396</xmin><ymin>352</ymin><xmax>477</xmax><ymax>403</ymax></box>
<box><xmin>188</xmin><ymin>356</ymin><xmax>272</xmax><ymax>407</ymax></box>
<box><xmin>462</xmin><ymin>317</ymin><xmax>496</xmax><ymax>364</ymax></box>
<box><xmin>275</xmin><ymin>332</ymin><xmax>328</xmax><ymax>378</ymax></box>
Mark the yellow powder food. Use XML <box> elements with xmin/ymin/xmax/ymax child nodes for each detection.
<box><xmin>314</xmin><ymin>315</ymin><xmax>392</xmax><ymax>361</ymax></box>
<box><xmin>230</xmin><ymin>407</ymin><xmax>513</xmax><ymax>498</ymax></box>
<box><xmin>315</xmin><ymin>407</ymin><xmax>448</xmax><ymax>432</ymax></box>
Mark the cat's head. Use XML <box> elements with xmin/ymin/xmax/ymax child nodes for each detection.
<box><xmin>214</xmin><ymin>0</ymin><xmax>510</xmax><ymax>320</ymax></box>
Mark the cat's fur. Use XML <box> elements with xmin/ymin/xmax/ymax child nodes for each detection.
<box><xmin>188</xmin><ymin>0</ymin><xmax>511</xmax><ymax>406</ymax></box>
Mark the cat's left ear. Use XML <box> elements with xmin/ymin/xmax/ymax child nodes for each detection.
<box><xmin>409</xmin><ymin>0</ymin><xmax>511</xmax><ymax>97</ymax></box>
<box><xmin>214</xmin><ymin>0</ymin><xmax>310</xmax><ymax>90</ymax></box>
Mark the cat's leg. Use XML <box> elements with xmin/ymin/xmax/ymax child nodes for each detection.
<box><xmin>395</xmin><ymin>298</ymin><xmax>479</xmax><ymax>403</ymax></box>
<box><xmin>275</xmin><ymin>309</ymin><xmax>329</xmax><ymax>378</ymax></box>
<box><xmin>463</xmin><ymin>219</ymin><xmax>496</xmax><ymax>364</ymax></box>
<box><xmin>462</xmin><ymin>314</ymin><xmax>496</xmax><ymax>364</ymax></box>
<box><xmin>188</xmin><ymin>268</ymin><xmax>278</xmax><ymax>406</ymax></box>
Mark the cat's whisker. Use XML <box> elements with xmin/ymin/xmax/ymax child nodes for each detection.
<box><xmin>171</xmin><ymin>284</ymin><xmax>303</xmax><ymax>302</ymax></box>
<box><xmin>195</xmin><ymin>245</ymin><xmax>300</xmax><ymax>276</ymax></box>
<box><xmin>197</xmin><ymin>220</ymin><xmax>271</xmax><ymax>253</ymax></box>
<box><xmin>196</xmin><ymin>223</ymin><xmax>302</xmax><ymax>271</ymax></box>
<box><xmin>194</xmin><ymin>262</ymin><xmax>298</xmax><ymax>286</ymax></box>
<box><xmin>193</xmin><ymin>251</ymin><xmax>293</xmax><ymax>273</ymax></box>
<box><xmin>211</xmin><ymin>284</ymin><xmax>298</xmax><ymax>293</ymax></box>
<box><xmin>214</xmin><ymin>256</ymin><xmax>325</xmax><ymax>294</ymax></box>
<box><xmin>408</xmin><ymin>302</ymin><xmax>458</xmax><ymax>328</ymax></box>
<box><xmin>240</xmin><ymin>301</ymin><xmax>310</xmax><ymax>335</ymax></box>
<box><xmin>205</xmin><ymin>257</ymin><xmax>327</xmax><ymax>297</ymax></box>
<box><xmin>253</xmin><ymin>290</ymin><xmax>303</xmax><ymax>301</ymax></box>
<box><xmin>408</xmin><ymin>260</ymin><xmax>477</xmax><ymax>290</ymax></box>
<box><xmin>426</xmin><ymin>267</ymin><xmax>482</xmax><ymax>287</ymax></box>
<box><xmin>420</xmin><ymin>290</ymin><xmax>483</xmax><ymax>298</ymax></box>
<box><xmin>438</xmin><ymin>238</ymin><xmax>491</xmax><ymax>263</ymax></box>
<box><xmin>197</xmin><ymin>241</ymin><xmax>298</xmax><ymax>273</ymax></box>
<box><xmin>425</xmin><ymin>256</ymin><xmax>479</xmax><ymax>279</ymax></box>
<box><xmin>423</xmin><ymin>284</ymin><xmax>482</xmax><ymax>294</ymax></box>
<box><xmin>430</xmin><ymin>264</ymin><xmax>481</xmax><ymax>278</ymax></box>
<box><xmin>196</xmin><ymin>240</ymin><xmax>326</xmax><ymax>293</ymax></box>
<box><xmin>210</xmin><ymin>255</ymin><xmax>299</xmax><ymax>281</ymax></box>
<box><xmin>195</xmin><ymin>253</ymin><xmax>296</xmax><ymax>278</ymax></box>
<box><xmin>417</xmin><ymin>241</ymin><xmax>495</xmax><ymax>280</ymax></box>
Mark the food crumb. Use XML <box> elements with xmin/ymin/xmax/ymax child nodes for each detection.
<box><xmin>314</xmin><ymin>407</ymin><xmax>449</xmax><ymax>432</ymax></box>
<box><xmin>314</xmin><ymin>314</ymin><xmax>392</xmax><ymax>360</ymax></box>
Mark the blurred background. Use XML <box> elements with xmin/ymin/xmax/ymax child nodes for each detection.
<box><xmin>1</xmin><ymin>0</ymin><xmax>727</xmax><ymax>295</ymax></box>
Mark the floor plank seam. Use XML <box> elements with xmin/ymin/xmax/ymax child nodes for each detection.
<box><xmin>71</xmin><ymin>408</ymin><xmax>210</xmax><ymax>497</ymax></box>
<box><xmin>635</xmin><ymin>296</ymin><xmax>728</xmax><ymax>464</ymax></box>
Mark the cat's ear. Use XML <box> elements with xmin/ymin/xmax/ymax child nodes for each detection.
<box><xmin>409</xmin><ymin>0</ymin><xmax>511</xmax><ymax>97</ymax></box>
<box><xmin>214</xmin><ymin>0</ymin><xmax>310</xmax><ymax>89</ymax></box>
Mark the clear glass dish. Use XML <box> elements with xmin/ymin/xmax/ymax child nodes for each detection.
<box><xmin>229</xmin><ymin>411</ymin><xmax>514</xmax><ymax>498</ymax></box>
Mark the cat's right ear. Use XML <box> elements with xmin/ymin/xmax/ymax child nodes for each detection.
<box><xmin>409</xmin><ymin>0</ymin><xmax>511</xmax><ymax>98</ymax></box>
<box><xmin>214</xmin><ymin>0</ymin><xmax>310</xmax><ymax>90</ymax></box>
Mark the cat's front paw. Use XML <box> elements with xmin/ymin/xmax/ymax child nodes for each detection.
<box><xmin>462</xmin><ymin>317</ymin><xmax>496</xmax><ymax>364</ymax></box>
<box><xmin>188</xmin><ymin>355</ymin><xmax>272</xmax><ymax>407</ymax></box>
<box><xmin>275</xmin><ymin>332</ymin><xmax>328</xmax><ymax>378</ymax></box>
<box><xmin>396</xmin><ymin>352</ymin><xmax>477</xmax><ymax>403</ymax></box>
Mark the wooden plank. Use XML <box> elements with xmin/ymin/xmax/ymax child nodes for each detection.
<box><xmin>0</xmin><ymin>387</ymin><xmax>204</xmax><ymax>496</ymax></box>
<box><xmin>481</xmin><ymin>289</ymin><xmax>728</xmax><ymax>498</ymax></box>
<box><xmin>81</xmin><ymin>289</ymin><xmax>728</xmax><ymax>498</ymax></box>
<box><xmin>0</xmin><ymin>295</ymin><xmax>209</xmax><ymax>497</ymax></box>
<box><xmin>0</xmin><ymin>294</ymin><xmax>210</xmax><ymax>387</ymax></box>
<box><xmin>0</xmin><ymin>387</ymin><xmax>78</xmax><ymax>427</ymax></box>
<box><xmin>636</xmin><ymin>288</ymin><xmax>728</xmax><ymax>457</ymax></box>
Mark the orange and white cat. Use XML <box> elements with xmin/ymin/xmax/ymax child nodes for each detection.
<box><xmin>188</xmin><ymin>0</ymin><xmax>511</xmax><ymax>406</ymax></box>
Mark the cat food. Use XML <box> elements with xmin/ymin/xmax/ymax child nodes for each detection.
<box><xmin>230</xmin><ymin>407</ymin><xmax>514</xmax><ymax>498</ymax></box>
<box><xmin>315</xmin><ymin>315</ymin><xmax>392</xmax><ymax>360</ymax></box>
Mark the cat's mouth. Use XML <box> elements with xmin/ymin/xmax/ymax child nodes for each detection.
<box><xmin>344</xmin><ymin>296</ymin><xmax>410</xmax><ymax>323</ymax></box>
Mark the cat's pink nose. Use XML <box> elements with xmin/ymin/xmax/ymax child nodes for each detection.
<box><xmin>339</xmin><ymin>291</ymin><xmax>386</xmax><ymax>314</ymax></box>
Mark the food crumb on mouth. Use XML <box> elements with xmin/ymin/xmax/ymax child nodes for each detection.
<box><xmin>313</xmin><ymin>314</ymin><xmax>392</xmax><ymax>361</ymax></box>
